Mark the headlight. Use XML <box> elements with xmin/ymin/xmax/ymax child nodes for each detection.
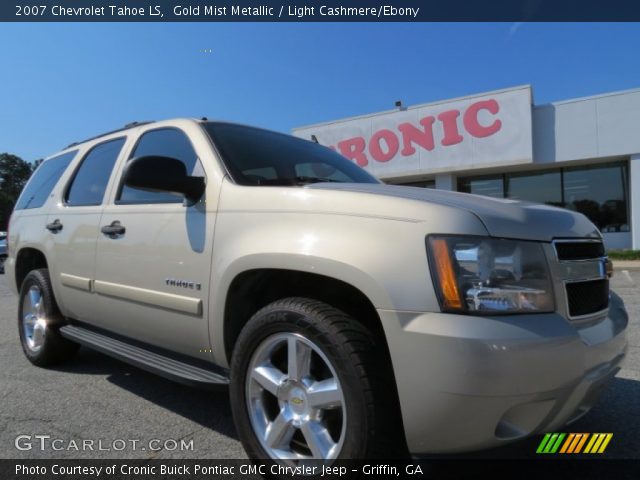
<box><xmin>427</xmin><ymin>236</ymin><xmax>554</xmax><ymax>314</ymax></box>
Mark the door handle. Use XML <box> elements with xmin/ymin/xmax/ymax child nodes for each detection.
<box><xmin>46</xmin><ymin>219</ymin><xmax>63</xmax><ymax>233</ymax></box>
<box><xmin>101</xmin><ymin>221</ymin><xmax>126</xmax><ymax>237</ymax></box>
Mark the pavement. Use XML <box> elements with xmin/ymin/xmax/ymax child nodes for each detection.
<box><xmin>611</xmin><ymin>260</ymin><xmax>640</xmax><ymax>270</ymax></box>
<box><xmin>0</xmin><ymin>270</ymin><xmax>638</xmax><ymax>460</ymax></box>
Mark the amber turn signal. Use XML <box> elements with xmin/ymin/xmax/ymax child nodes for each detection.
<box><xmin>430</xmin><ymin>238</ymin><xmax>463</xmax><ymax>310</ymax></box>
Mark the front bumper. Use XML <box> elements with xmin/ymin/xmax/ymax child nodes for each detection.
<box><xmin>379</xmin><ymin>292</ymin><xmax>628</xmax><ymax>454</ymax></box>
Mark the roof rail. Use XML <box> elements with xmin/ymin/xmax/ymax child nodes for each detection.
<box><xmin>65</xmin><ymin>121</ymin><xmax>155</xmax><ymax>149</ymax></box>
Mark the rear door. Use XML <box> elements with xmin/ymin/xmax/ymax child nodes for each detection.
<box><xmin>92</xmin><ymin>126</ymin><xmax>215</xmax><ymax>357</ymax></box>
<box><xmin>45</xmin><ymin>138</ymin><xmax>127</xmax><ymax>321</ymax></box>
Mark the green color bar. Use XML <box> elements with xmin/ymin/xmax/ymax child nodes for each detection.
<box><xmin>550</xmin><ymin>433</ymin><xmax>566</xmax><ymax>453</ymax></box>
<box><xmin>543</xmin><ymin>433</ymin><xmax>559</xmax><ymax>453</ymax></box>
<box><xmin>536</xmin><ymin>433</ymin><xmax>552</xmax><ymax>453</ymax></box>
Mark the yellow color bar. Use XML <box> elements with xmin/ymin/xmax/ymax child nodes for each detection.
<box><xmin>597</xmin><ymin>434</ymin><xmax>613</xmax><ymax>453</ymax></box>
<box><xmin>591</xmin><ymin>434</ymin><xmax>607</xmax><ymax>453</ymax></box>
<box><xmin>583</xmin><ymin>434</ymin><xmax>599</xmax><ymax>453</ymax></box>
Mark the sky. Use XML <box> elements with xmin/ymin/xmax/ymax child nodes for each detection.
<box><xmin>1</xmin><ymin>22</ymin><xmax>639</xmax><ymax>162</ymax></box>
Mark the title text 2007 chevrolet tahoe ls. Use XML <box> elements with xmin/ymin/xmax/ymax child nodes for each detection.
<box><xmin>6</xmin><ymin>119</ymin><xmax>628</xmax><ymax>461</ymax></box>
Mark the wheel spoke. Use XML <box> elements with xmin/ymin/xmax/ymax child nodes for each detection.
<box><xmin>264</xmin><ymin>413</ymin><xmax>295</xmax><ymax>449</ymax></box>
<box><xmin>35</xmin><ymin>299</ymin><xmax>45</xmax><ymax>317</ymax></box>
<box><xmin>23</xmin><ymin>313</ymin><xmax>36</xmax><ymax>329</ymax></box>
<box><xmin>287</xmin><ymin>336</ymin><xmax>311</xmax><ymax>381</ymax></box>
<box><xmin>307</xmin><ymin>378</ymin><xmax>342</xmax><ymax>409</ymax></box>
<box><xmin>300</xmin><ymin>420</ymin><xmax>336</xmax><ymax>459</ymax></box>
<box><xmin>251</xmin><ymin>365</ymin><xmax>286</xmax><ymax>397</ymax></box>
<box><xmin>31</xmin><ymin>319</ymin><xmax>46</xmax><ymax>348</ymax></box>
<box><xmin>28</xmin><ymin>288</ymin><xmax>41</xmax><ymax>311</ymax></box>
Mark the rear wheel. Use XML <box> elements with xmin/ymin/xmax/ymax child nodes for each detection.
<box><xmin>18</xmin><ymin>269</ymin><xmax>79</xmax><ymax>366</ymax></box>
<box><xmin>230</xmin><ymin>297</ymin><xmax>403</xmax><ymax>461</ymax></box>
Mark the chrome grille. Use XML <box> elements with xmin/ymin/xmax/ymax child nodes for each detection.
<box><xmin>566</xmin><ymin>279</ymin><xmax>609</xmax><ymax>317</ymax></box>
<box><xmin>553</xmin><ymin>240</ymin><xmax>609</xmax><ymax>319</ymax></box>
<box><xmin>555</xmin><ymin>241</ymin><xmax>605</xmax><ymax>261</ymax></box>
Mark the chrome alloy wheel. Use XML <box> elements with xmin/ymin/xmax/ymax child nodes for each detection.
<box><xmin>21</xmin><ymin>285</ymin><xmax>47</xmax><ymax>353</ymax></box>
<box><xmin>246</xmin><ymin>332</ymin><xmax>346</xmax><ymax>460</ymax></box>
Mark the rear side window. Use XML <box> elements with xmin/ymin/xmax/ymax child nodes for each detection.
<box><xmin>14</xmin><ymin>151</ymin><xmax>77</xmax><ymax>210</ymax></box>
<box><xmin>118</xmin><ymin>128</ymin><xmax>201</xmax><ymax>204</ymax></box>
<box><xmin>66</xmin><ymin>138</ymin><xmax>125</xmax><ymax>207</ymax></box>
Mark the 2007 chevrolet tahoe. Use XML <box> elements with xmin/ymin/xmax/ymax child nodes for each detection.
<box><xmin>5</xmin><ymin>118</ymin><xmax>628</xmax><ymax>461</ymax></box>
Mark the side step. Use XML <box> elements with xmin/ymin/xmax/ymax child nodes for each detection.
<box><xmin>59</xmin><ymin>325</ymin><xmax>229</xmax><ymax>390</ymax></box>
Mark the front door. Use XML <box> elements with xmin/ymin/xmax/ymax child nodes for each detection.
<box><xmin>92</xmin><ymin>127</ymin><xmax>214</xmax><ymax>357</ymax></box>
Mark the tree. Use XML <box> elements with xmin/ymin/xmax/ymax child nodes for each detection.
<box><xmin>0</xmin><ymin>153</ymin><xmax>34</xmax><ymax>230</ymax></box>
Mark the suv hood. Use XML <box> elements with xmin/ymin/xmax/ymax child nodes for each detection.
<box><xmin>308</xmin><ymin>183</ymin><xmax>601</xmax><ymax>242</ymax></box>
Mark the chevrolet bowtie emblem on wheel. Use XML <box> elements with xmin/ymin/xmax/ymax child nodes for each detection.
<box><xmin>291</xmin><ymin>397</ymin><xmax>304</xmax><ymax>405</ymax></box>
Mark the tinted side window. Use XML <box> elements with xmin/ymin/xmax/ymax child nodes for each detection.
<box><xmin>65</xmin><ymin>138</ymin><xmax>125</xmax><ymax>207</ymax></box>
<box><xmin>119</xmin><ymin>129</ymin><xmax>201</xmax><ymax>204</ymax></box>
<box><xmin>14</xmin><ymin>151</ymin><xmax>77</xmax><ymax>210</ymax></box>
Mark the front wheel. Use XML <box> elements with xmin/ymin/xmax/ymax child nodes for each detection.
<box><xmin>230</xmin><ymin>297</ymin><xmax>403</xmax><ymax>461</ymax></box>
<box><xmin>18</xmin><ymin>268</ymin><xmax>79</xmax><ymax>366</ymax></box>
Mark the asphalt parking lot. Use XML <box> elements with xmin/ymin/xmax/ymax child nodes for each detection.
<box><xmin>0</xmin><ymin>271</ymin><xmax>638</xmax><ymax>460</ymax></box>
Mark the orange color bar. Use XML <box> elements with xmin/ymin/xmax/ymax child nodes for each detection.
<box><xmin>567</xmin><ymin>434</ymin><xmax>583</xmax><ymax>453</ymax></box>
<box><xmin>559</xmin><ymin>433</ymin><xmax>575</xmax><ymax>453</ymax></box>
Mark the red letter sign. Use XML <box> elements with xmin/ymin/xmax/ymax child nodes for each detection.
<box><xmin>338</xmin><ymin>137</ymin><xmax>368</xmax><ymax>166</ymax></box>
<box><xmin>437</xmin><ymin>110</ymin><xmax>464</xmax><ymax>146</ymax></box>
<box><xmin>463</xmin><ymin>99</ymin><xmax>502</xmax><ymax>138</ymax></box>
<box><xmin>369</xmin><ymin>129</ymin><xmax>399</xmax><ymax>162</ymax></box>
<box><xmin>398</xmin><ymin>116</ymin><xmax>436</xmax><ymax>155</ymax></box>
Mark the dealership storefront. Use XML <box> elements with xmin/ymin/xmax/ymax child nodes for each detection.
<box><xmin>293</xmin><ymin>85</ymin><xmax>640</xmax><ymax>249</ymax></box>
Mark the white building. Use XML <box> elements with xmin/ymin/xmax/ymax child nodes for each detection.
<box><xmin>293</xmin><ymin>85</ymin><xmax>639</xmax><ymax>250</ymax></box>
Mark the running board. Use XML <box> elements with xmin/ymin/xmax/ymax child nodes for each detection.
<box><xmin>59</xmin><ymin>325</ymin><xmax>229</xmax><ymax>390</ymax></box>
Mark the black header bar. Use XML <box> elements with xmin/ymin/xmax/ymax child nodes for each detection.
<box><xmin>4</xmin><ymin>1</ymin><xmax>640</xmax><ymax>22</ymax></box>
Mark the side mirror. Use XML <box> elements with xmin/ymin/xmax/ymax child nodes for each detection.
<box><xmin>123</xmin><ymin>156</ymin><xmax>205</xmax><ymax>205</ymax></box>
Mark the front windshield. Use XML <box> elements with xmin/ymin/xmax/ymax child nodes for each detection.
<box><xmin>203</xmin><ymin>122</ymin><xmax>380</xmax><ymax>186</ymax></box>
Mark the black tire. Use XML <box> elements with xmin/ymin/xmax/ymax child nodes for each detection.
<box><xmin>230</xmin><ymin>297</ymin><xmax>405</xmax><ymax>461</ymax></box>
<box><xmin>18</xmin><ymin>268</ymin><xmax>79</xmax><ymax>366</ymax></box>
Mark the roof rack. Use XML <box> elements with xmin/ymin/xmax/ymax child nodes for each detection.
<box><xmin>65</xmin><ymin>121</ymin><xmax>155</xmax><ymax>149</ymax></box>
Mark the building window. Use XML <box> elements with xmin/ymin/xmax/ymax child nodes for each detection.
<box><xmin>457</xmin><ymin>174</ymin><xmax>504</xmax><ymax>198</ymax></box>
<box><xmin>457</xmin><ymin>161</ymin><xmax>630</xmax><ymax>233</ymax></box>
<box><xmin>563</xmin><ymin>163</ymin><xmax>629</xmax><ymax>233</ymax></box>
<box><xmin>506</xmin><ymin>170</ymin><xmax>563</xmax><ymax>207</ymax></box>
<box><xmin>402</xmin><ymin>179</ymin><xmax>436</xmax><ymax>189</ymax></box>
